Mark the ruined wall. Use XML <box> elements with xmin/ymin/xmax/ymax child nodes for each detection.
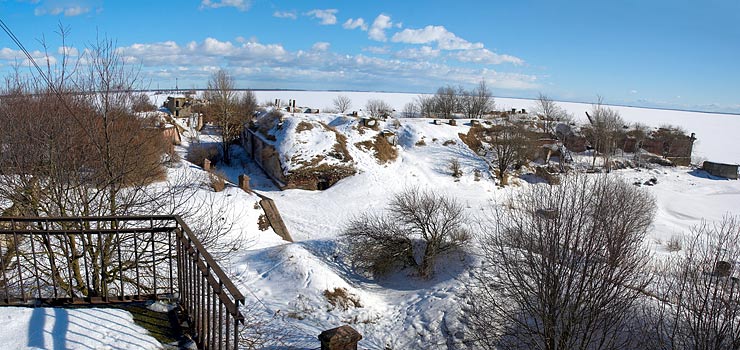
<box><xmin>703</xmin><ymin>161</ymin><xmax>739</xmax><ymax>179</ymax></box>
<box><xmin>241</xmin><ymin>129</ymin><xmax>287</xmax><ymax>188</ymax></box>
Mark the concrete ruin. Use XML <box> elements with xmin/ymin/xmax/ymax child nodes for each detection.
<box><xmin>703</xmin><ymin>161</ymin><xmax>739</xmax><ymax>179</ymax></box>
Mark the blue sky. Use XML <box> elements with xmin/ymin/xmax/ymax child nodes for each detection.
<box><xmin>1</xmin><ymin>0</ymin><xmax>738</xmax><ymax>112</ymax></box>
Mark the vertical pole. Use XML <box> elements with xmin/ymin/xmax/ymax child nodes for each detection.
<box><xmin>225</xmin><ymin>310</ymin><xmax>230</xmax><ymax>350</ymax></box>
<box><xmin>80</xmin><ymin>219</ymin><xmax>91</xmax><ymax>298</ymax></box>
<box><xmin>151</xmin><ymin>229</ymin><xmax>157</xmax><ymax>298</ymax></box>
<box><xmin>133</xmin><ymin>228</ymin><xmax>140</xmax><ymax>298</ymax></box>
<box><xmin>218</xmin><ymin>292</ymin><xmax>223</xmax><ymax>350</ymax></box>
<box><xmin>116</xmin><ymin>219</ymin><xmax>123</xmax><ymax>300</ymax></box>
<box><xmin>176</xmin><ymin>228</ymin><xmax>183</xmax><ymax>306</ymax></box>
<box><xmin>1</xmin><ymin>233</ymin><xmax>9</xmax><ymax>301</ymax></box>
<box><xmin>168</xmin><ymin>225</ymin><xmax>174</xmax><ymax>296</ymax></box>
<box><xmin>98</xmin><ymin>231</ymin><xmax>105</xmax><ymax>301</ymax></box>
<box><xmin>11</xmin><ymin>220</ymin><xmax>25</xmax><ymax>301</ymax></box>
<box><xmin>29</xmin><ymin>229</ymin><xmax>42</xmax><ymax>299</ymax></box>
<box><xmin>66</xmin><ymin>232</ymin><xmax>75</xmax><ymax>300</ymax></box>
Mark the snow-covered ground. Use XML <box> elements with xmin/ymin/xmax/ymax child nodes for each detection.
<box><xmin>0</xmin><ymin>307</ymin><xmax>162</xmax><ymax>350</ymax></box>
<box><xmin>143</xmin><ymin>90</ymin><xmax>740</xmax><ymax>349</ymax></box>
<box><xmin>225</xmin><ymin>113</ymin><xmax>739</xmax><ymax>348</ymax></box>
<box><xmin>250</xmin><ymin>90</ymin><xmax>740</xmax><ymax>165</ymax></box>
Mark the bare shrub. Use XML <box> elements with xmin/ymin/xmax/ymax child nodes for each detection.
<box><xmin>257</xmin><ymin>214</ymin><xmax>270</xmax><ymax>231</ymax></box>
<box><xmin>295</xmin><ymin>121</ymin><xmax>314</xmax><ymax>133</ymax></box>
<box><xmin>342</xmin><ymin>188</ymin><xmax>469</xmax><ymax>279</ymax></box>
<box><xmin>365</xmin><ymin>99</ymin><xmax>392</xmax><ymax>119</ymax></box>
<box><xmin>323</xmin><ymin>287</ymin><xmax>362</xmax><ymax>311</ymax></box>
<box><xmin>355</xmin><ymin>134</ymin><xmax>397</xmax><ymax>164</ymax></box>
<box><xmin>443</xmin><ymin>139</ymin><xmax>456</xmax><ymax>146</ymax></box>
<box><xmin>187</xmin><ymin>143</ymin><xmax>221</xmax><ymax>166</ymax></box>
<box><xmin>415</xmin><ymin>138</ymin><xmax>427</xmax><ymax>147</ymax></box>
<box><xmin>468</xmin><ymin>174</ymin><xmax>656</xmax><ymax>350</ymax></box>
<box><xmin>333</xmin><ymin>95</ymin><xmax>352</xmax><ymax>113</ymax></box>
<box><xmin>643</xmin><ymin>215</ymin><xmax>740</xmax><ymax>350</ymax></box>
<box><xmin>449</xmin><ymin>158</ymin><xmax>462</xmax><ymax>178</ymax></box>
<box><xmin>665</xmin><ymin>235</ymin><xmax>682</xmax><ymax>252</ymax></box>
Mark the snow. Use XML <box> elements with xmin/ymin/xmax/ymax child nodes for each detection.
<box><xmin>228</xmin><ymin>92</ymin><xmax>740</xmax><ymax>348</ymax></box>
<box><xmin>252</xmin><ymin>90</ymin><xmax>740</xmax><ymax>165</ymax></box>
<box><xmin>274</xmin><ymin>115</ymin><xmax>349</xmax><ymax>172</ymax></box>
<box><xmin>0</xmin><ymin>307</ymin><xmax>161</xmax><ymax>350</ymax></box>
<box><xmin>124</xmin><ymin>90</ymin><xmax>740</xmax><ymax>348</ymax></box>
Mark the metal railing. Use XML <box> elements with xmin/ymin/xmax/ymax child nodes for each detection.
<box><xmin>0</xmin><ymin>215</ymin><xmax>244</xmax><ymax>350</ymax></box>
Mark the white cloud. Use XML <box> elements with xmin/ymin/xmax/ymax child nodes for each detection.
<box><xmin>363</xmin><ymin>46</ymin><xmax>390</xmax><ymax>55</ymax></box>
<box><xmin>368</xmin><ymin>14</ymin><xmax>393</xmax><ymax>41</ymax></box>
<box><xmin>57</xmin><ymin>46</ymin><xmax>79</xmax><ymax>57</ymax></box>
<box><xmin>343</xmin><ymin>18</ymin><xmax>368</xmax><ymax>31</ymax></box>
<box><xmin>305</xmin><ymin>9</ymin><xmax>338</xmax><ymax>25</ymax></box>
<box><xmin>34</xmin><ymin>5</ymin><xmax>90</xmax><ymax>16</ymax></box>
<box><xmin>394</xmin><ymin>46</ymin><xmax>440</xmax><ymax>60</ymax></box>
<box><xmin>273</xmin><ymin>10</ymin><xmax>297</xmax><ymax>19</ymax></box>
<box><xmin>201</xmin><ymin>37</ymin><xmax>236</xmax><ymax>56</ymax></box>
<box><xmin>451</xmin><ymin>48</ymin><xmax>523</xmax><ymax>65</ymax></box>
<box><xmin>311</xmin><ymin>42</ymin><xmax>331</xmax><ymax>52</ymax></box>
<box><xmin>200</xmin><ymin>0</ymin><xmax>250</xmax><ymax>11</ymax></box>
<box><xmin>100</xmin><ymin>37</ymin><xmax>540</xmax><ymax>92</ymax></box>
<box><xmin>391</xmin><ymin>25</ymin><xmax>483</xmax><ymax>50</ymax></box>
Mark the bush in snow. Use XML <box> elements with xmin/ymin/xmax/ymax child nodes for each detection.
<box><xmin>187</xmin><ymin>143</ymin><xmax>221</xmax><ymax>166</ymax></box>
<box><xmin>468</xmin><ymin>174</ymin><xmax>656</xmax><ymax>350</ymax></box>
<box><xmin>365</xmin><ymin>99</ymin><xmax>392</xmax><ymax>119</ymax></box>
<box><xmin>643</xmin><ymin>215</ymin><xmax>740</xmax><ymax>349</ymax></box>
<box><xmin>665</xmin><ymin>235</ymin><xmax>682</xmax><ymax>252</ymax></box>
<box><xmin>342</xmin><ymin>188</ymin><xmax>470</xmax><ymax>279</ymax></box>
<box><xmin>449</xmin><ymin>158</ymin><xmax>463</xmax><ymax>178</ymax></box>
<box><xmin>323</xmin><ymin>287</ymin><xmax>362</xmax><ymax>311</ymax></box>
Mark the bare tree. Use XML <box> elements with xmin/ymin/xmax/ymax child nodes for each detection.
<box><xmin>459</xmin><ymin>81</ymin><xmax>494</xmax><ymax>119</ymax></box>
<box><xmin>0</xmin><ymin>30</ymin><xmax>241</xmax><ymax>298</ymax></box>
<box><xmin>642</xmin><ymin>215</ymin><xmax>740</xmax><ymax>350</ymax></box>
<box><xmin>415</xmin><ymin>94</ymin><xmax>436</xmax><ymax>118</ymax></box>
<box><xmin>342</xmin><ymin>188</ymin><xmax>469</xmax><ymax>279</ymax></box>
<box><xmin>402</xmin><ymin>102</ymin><xmax>419</xmax><ymax>118</ymax></box>
<box><xmin>131</xmin><ymin>92</ymin><xmax>156</xmax><ymax>112</ymax></box>
<box><xmin>333</xmin><ymin>95</ymin><xmax>352</xmax><ymax>113</ymax></box>
<box><xmin>471</xmin><ymin>80</ymin><xmax>494</xmax><ymax>118</ymax></box>
<box><xmin>434</xmin><ymin>85</ymin><xmax>458</xmax><ymax>118</ymax></box>
<box><xmin>532</xmin><ymin>93</ymin><xmax>570</xmax><ymax>136</ymax></box>
<box><xmin>365</xmin><ymin>99</ymin><xmax>392</xmax><ymax>119</ymax></box>
<box><xmin>204</xmin><ymin>70</ymin><xmax>254</xmax><ymax>165</ymax></box>
<box><xmin>468</xmin><ymin>174</ymin><xmax>656</xmax><ymax>350</ymax></box>
<box><xmin>481</xmin><ymin>124</ymin><xmax>532</xmax><ymax>186</ymax></box>
<box><xmin>584</xmin><ymin>97</ymin><xmax>625</xmax><ymax>171</ymax></box>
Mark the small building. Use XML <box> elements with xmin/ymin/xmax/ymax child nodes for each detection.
<box><xmin>165</xmin><ymin>95</ymin><xmax>193</xmax><ymax>118</ymax></box>
<box><xmin>703</xmin><ymin>161</ymin><xmax>739</xmax><ymax>179</ymax></box>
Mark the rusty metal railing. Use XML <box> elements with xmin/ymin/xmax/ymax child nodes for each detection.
<box><xmin>0</xmin><ymin>215</ymin><xmax>244</xmax><ymax>350</ymax></box>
